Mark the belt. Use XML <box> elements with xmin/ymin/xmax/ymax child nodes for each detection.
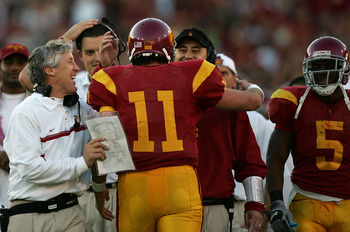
<box><xmin>203</xmin><ymin>195</ymin><xmax>235</xmax><ymax>232</ymax></box>
<box><xmin>9</xmin><ymin>193</ymin><xmax>78</xmax><ymax>216</ymax></box>
<box><xmin>202</xmin><ymin>198</ymin><xmax>225</xmax><ymax>206</ymax></box>
<box><xmin>87</xmin><ymin>182</ymin><xmax>118</xmax><ymax>192</ymax></box>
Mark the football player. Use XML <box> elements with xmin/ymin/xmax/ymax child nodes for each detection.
<box><xmin>88</xmin><ymin>18</ymin><xmax>264</xmax><ymax>232</ymax></box>
<box><xmin>266</xmin><ymin>36</ymin><xmax>350</xmax><ymax>232</ymax></box>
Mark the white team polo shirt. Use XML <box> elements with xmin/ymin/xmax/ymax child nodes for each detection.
<box><xmin>4</xmin><ymin>93</ymin><xmax>98</xmax><ymax>201</ymax></box>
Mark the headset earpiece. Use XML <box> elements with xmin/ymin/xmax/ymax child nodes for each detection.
<box><xmin>207</xmin><ymin>47</ymin><xmax>217</xmax><ymax>65</ymax></box>
<box><xmin>34</xmin><ymin>84</ymin><xmax>52</xmax><ymax>97</ymax></box>
<box><xmin>63</xmin><ymin>93</ymin><xmax>79</xmax><ymax>107</ymax></box>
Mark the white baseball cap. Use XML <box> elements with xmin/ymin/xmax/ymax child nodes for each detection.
<box><xmin>216</xmin><ymin>53</ymin><xmax>237</xmax><ymax>75</ymax></box>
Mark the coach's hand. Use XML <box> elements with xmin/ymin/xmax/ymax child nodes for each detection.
<box><xmin>83</xmin><ymin>137</ymin><xmax>109</xmax><ymax>168</ymax></box>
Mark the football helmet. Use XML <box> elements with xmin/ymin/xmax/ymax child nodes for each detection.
<box><xmin>302</xmin><ymin>36</ymin><xmax>350</xmax><ymax>96</ymax></box>
<box><xmin>128</xmin><ymin>18</ymin><xmax>174</xmax><ymax>63</ymax></box>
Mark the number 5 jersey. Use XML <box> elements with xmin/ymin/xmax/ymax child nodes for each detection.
<box><xmin>269</xmin><ymin>86</ymin><xmax>350</xmax><ymax>199</ymax></box>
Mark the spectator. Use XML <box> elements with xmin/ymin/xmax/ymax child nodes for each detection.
<box><xmin>0</xmin><ymin>43</ymin><xmax>29</xmax><ymax>208</ymax></box>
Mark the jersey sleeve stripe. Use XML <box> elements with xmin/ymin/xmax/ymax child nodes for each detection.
<box><xmin>270</xmin><ymin>88</ymin><xmax>298</xmax><ymax>106</ymax></box>
<box><xmin>192</xmin><ymin>60</ymin><xmax>216</xmax><ymax>93</ymax></box>
<box><xmin>92</xmin><ymin>69</ymin><xmax>117</xmax><ymax>96</ymax></box>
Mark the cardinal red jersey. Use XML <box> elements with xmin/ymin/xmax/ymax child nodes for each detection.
<box><xmin>88</xmin><ymin>59</ymin><xmax>226</xmax><ymax>171</ymax></box>
<box><xmin>197</xmin><ymin>108</ymin><xmax>267</xmax><ymax>199</ymax></box>
<box><xmin>269</xmin><ymin>86</ymin><xmax>350</xmax><ymax>199</ymax></box>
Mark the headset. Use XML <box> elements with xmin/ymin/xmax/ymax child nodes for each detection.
<box><xmin>34</xmin><ymin>84</ymin><xmax>81</xmax><ymax>129</ymax></box>
<box><xmin>33</xmin><ymin>84</ymin><xmax>52</xmax><ymax>98</ymax></box>
<box><xmin>199</xmin><ymin>30</ymin><xmax>216</xmax><ymax>64</ymax></box>
<box><xmin>206</xmin><ymin>46</ymin><xmax>217</xmax><ymax>65</ymax></box>
<box><xmin>99</xmin><ymin>17</ymin><xmax>126</xmax><ymax>65</ymax></box>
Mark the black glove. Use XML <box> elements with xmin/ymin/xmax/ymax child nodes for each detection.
<box><xmin>270</xmin><ymin>200</ymin><xmax>296</xmax><ymax>232</ymax></box>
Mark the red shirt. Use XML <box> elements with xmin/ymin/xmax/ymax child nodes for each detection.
<box><xmin>269</xmin><ymin>86</ymin><xmax>350</xmax><ymax>198</ymax></box>
<box><xmin>197</xmin><ymin>108</ymin><xmax>267</xmax><ymax>199</ymax></box>
<box><xmin>88</xmin><ymin>60</ymin><xmax>225</xmax><ymax>171</ymax></box>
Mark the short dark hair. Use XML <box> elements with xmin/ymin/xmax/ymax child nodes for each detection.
<box><xmin>132</xmin><ymin>53</ymin><xmax>168</xmax><ymax>66</ymax></box>
<box><xmin>75</xmin><ymin>24</ymin><xmax>109</xmax><ymax>51</ymax></box>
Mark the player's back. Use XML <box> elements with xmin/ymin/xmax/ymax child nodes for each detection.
<box><xmin>89</xmin><ymin>59</ymin><xmax>225</xmax><ymax>171</ymax></box>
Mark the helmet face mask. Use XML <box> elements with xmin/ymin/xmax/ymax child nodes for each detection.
<box><xmin>295</xmin><ymin>36</ymin><xmax>350</xmax><ymax>119</ymax></box>
<box><xmin>302</xmin><ymin>36</ymin><xmax>350</xmax><ymax>96</ymax></box>
<box><xmin>127</xmin><ymin>18</ymin><xmax>174</xmax><ymax>64</ymax></box>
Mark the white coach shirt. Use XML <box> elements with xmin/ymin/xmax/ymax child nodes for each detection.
<box><xmin>4</xmin><ymin>92</ymin><xmax>98</xmax><ymax>201</ymax></box>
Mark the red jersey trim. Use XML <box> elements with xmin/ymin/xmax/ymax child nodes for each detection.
<box><xmin>41</xmin><ymin>125</ymin><xmax>86</xmax><ymax>142</ymax></box>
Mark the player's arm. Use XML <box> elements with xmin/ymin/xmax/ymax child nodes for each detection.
<box><xmin>266</xmin><ymin>128</ymin><xmax>296</xmax><ymax>232</ymax></box>
<box><xmin>19</xmin><ymin>64</ymin><xmax>33</xmax><ymax>92</ymax></box>
<box><xmin>91</xmin><ymin>162</ymin><xmax>114</xmax><ymax>221</ymax></box>
<box><xmin>266</xmin><ymin>128</ymin><xmax>292</xmax><ymax>196</ymax></box>
<box><xmin>214</xmin><ymin>82</ymin><xmax>264</xmax><ymax>111</ymax></box>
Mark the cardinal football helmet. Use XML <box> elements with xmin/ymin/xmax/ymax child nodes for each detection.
<box><xmin>128</xmin><ymin>18</ymin><xmax>174</xmax><ymax>63</ymax></box>
<box><xmin>302</xmin><ymin>36</ymin><xmax>350</xmax><ymax>96</ymax></box>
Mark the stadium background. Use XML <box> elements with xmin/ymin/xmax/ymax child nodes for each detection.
<box><xmin>2</xmin><ymin>0</ymin><xmax>349</xmax><ymax>115</ymax></box>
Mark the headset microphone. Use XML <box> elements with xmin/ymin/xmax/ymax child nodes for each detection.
<box><xmin>73</xmin><ymin>101</ymin><xmax>81</xmax><ymax>130</ymax></box>
<box><xmin>73</xmin><ymin>122</ymin><xmax>80</xmax><ymax>129</ymax></box>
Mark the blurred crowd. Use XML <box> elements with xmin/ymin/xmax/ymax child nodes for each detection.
<box><xmin>2</xmin><ymin>0</ymin><xmax>350</xmax><ymax>115</ymax></box>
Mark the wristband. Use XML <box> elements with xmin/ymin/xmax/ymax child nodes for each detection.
<box><xmin>269</xmin><ymin>190</ymin><xmax>284</xmax><ymax>202</ymax></box>
<box><xmin>244</xmin><ymin>201</ymin><xmax>264</xmax><ymax>214</ymax></box>
<box><xmin>92</xmin><ymin>181</ymin><xmax>106</xmax><ymax>192</ymax></box>
<box><xmin>247</xmin><ymin>84</ymin><xmax>264</xmax><ymax>99</ymax></box>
